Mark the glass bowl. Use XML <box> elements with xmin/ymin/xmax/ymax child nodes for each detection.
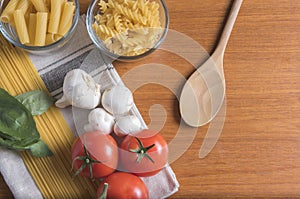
<box><xmin>0</xmin><ymin>0</ymin><xmax>79</xmax><ymax>55</ymax></box>
<box><xmin>86</xmin><ymin>0</ymin><xmax>169</xmax><ymax>61</ymax></box>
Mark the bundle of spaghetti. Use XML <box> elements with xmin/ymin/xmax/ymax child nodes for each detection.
<box><xmin>0</xmin><ymin>34</ymin><xmax>97</xmax><ymax>198</ymax></box>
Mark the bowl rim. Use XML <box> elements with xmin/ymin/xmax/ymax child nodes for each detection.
<box><xmin>86</xmin><ymin>0</ymin><xmax>170</xmax><ymax>61</ymax></box>
<box><xmin>0</xmin><ymin>0</ymin><xmax>80</xmax><ymax>52</ymax></box>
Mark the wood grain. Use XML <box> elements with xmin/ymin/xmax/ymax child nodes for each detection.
<box><xmin>1</xmin><ymin>0</ymin><xmax>300</xmax><ymax>198</ymax></box>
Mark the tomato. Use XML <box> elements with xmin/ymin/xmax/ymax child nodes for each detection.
<box><xmin>71</xmin><ymin>131</ymin><xmax>118</xmax><ymax>179</ymax></box>
<box><xmin>119</xmin><ymin>129</ymin><xmax>168</xmax><ymax>177</ymax></box>
<box><xmin>97</xmin><ymin>172</ymin><xmax>149</xmax><ymax>199</ymax></box>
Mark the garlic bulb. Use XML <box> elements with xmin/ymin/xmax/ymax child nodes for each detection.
<box><xmin>101</xmin><ymin>84</ymin><xmax>133</xmax><ymax>116</ymax></box>
<box><xmin>84</xmin><ymin>108</ymin><xmax>115</xmax><ymax>134</ymax></box>
<box><xmin>55</xmin><ymin>69</ymin><xmax>101</xmax><ymax>109</ymax></box>
<box><xmin>114</xmin><ymin>115</ymin><xmax>142</xmax><ymax>137</ymax></box>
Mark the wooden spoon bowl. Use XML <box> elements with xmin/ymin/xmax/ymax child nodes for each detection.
<box><xmin>179</xmin><ymin>0</ymin><xmax>243</xmax><ymax>127</ymax></box>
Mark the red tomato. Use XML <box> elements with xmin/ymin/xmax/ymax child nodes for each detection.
<box><xmin>119</xmin><ymin>129</ymin><xmax>168</xmax><ymax>177</ymax></box>
<box><xmin>71</xmin><ymin>131</ymin><xmax>118</xmax><ymax>179</ymax></box>
<box><xmin>97</xmin><ymin>172</ymin><xmax>149</xmax><ymax>199</ymax></box>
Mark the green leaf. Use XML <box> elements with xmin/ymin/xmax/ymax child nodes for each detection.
<box><xmin>0</xmin><ymin>133</ymin><xmax>15</xmax><ymax>149</ymax></box>
<box><xmin>27</xmin><ymin>139</ymin><xmax>53</xmax><ymax>157</ymax></box>
<box><xmin>0</xmin><ymin>130</ymin><xmax>20</xmax><ymax>141</ymax></box>
<box><xmin>0</xmin><ymin>88</ymin><xmax>40</xmax><ymax>141</ymax></box>
<box><xmin>16</xmin><ymin>90</ymin><xmax>54</xmax><ymax>116</ymax></box>
<box><xmin>0</xmin><ymin>88</ymin><xmax>53</xmax><ymax>157</ymax></box>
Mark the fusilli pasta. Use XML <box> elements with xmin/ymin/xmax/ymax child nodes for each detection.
<box><xmin>93</xmin><ymin>0</ymin><xmax>163</xmax><ymax>56</ymax></box>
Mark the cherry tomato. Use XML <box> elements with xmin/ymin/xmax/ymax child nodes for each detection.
<box><xmin>71</xmin><ymin>131</ymin><xmax>118</xmax><ymax>179</ymax></box>
<box><xmin>97</xmin><ymin>172</ymin><xmax>149</xmax><ymax>199</ymax></box>
<box><xmin>119</xmin><ymin>129</ymin><xmax>168</xmax><ymax>177</ymax></box>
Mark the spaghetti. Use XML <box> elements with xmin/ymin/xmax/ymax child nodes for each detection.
<box><xmin>0</xmin><ymin>34</ymin><xmax>97</xmax><ymax>198</ymax></box>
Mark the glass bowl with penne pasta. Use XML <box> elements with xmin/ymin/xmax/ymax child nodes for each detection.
<box><xmin>0</xmin><ymin>0</ymin><xmax>79</xmax><ymax>54</ymax></box>
<box><xmin>86</xmin><ymin>0</ymin><xmax>169</xmax><ymax>61</ymax></box>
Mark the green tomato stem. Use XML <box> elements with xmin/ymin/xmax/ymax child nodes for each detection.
<box><xmin>129</xmin><ymin>137</ymin><xmax>155</xmax><ymax>164</ymax></box>
<box><xmin>71</xmin><ymin>144</ymin><xmax>100</xmax><ymax>180</ymax></box>
<box><xmin>98</xmin><ymin>183</ymin><xmax>108</xmax><ymax>199</ymax></box>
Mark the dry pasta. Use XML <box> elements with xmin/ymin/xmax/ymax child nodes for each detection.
<box><xmin>30</xmin><ymin>0</ymin><xmax>49</xmax><ymax>12</ymax></box>
<box><xmin>0</xmin><ymin>34</ymin><xmax>97</xmax><ymax>198</ymax></box>
<box><xmin>28</xmin><ymin>13</ymin><xmax>37</xmax><ymax>45</ymax></box>
<box><xmin>0</xmin><ymin>0</ymin><xmax>76</xmax><ymax>46</ymax></box>
<box><xmin>16</xmin><ymin>0</ymin><xmax>31</xmax><ymax>14</ymax></box>
<box><xmin>93</xmin><ymin>0</ymin><xmax>163</xmax><ymax>56</ymax></box>
<box><xmin>45</xmin><ymin>0</ymin><xmax>52</xmax><ymax>8</ymax></box>
<box><xmin>13</xmin><ymin>9</ymin><xmax>30</xmax><ymax>44</ymax></box>
<box><xmin>58</xmin><ymin>2</ymin><xmax>76</xmax><ymax>36</ymax></box>
<box><xmin>34</xmin><ymin>12</ymin><xmax>48</xmax><ymax>46</ymax></box>
<box><xmin>0</xmin><ymin>0</ymin><xmax>19</xmax><ymax>23</ymax></box>
<box><xmin>48</xmin><ymin>0</ymin><xmax>64</xmax><ymax>34</ymax></box>
<box><xmin>45</xmin><ymin>34</ymin><xmax>56</xmax><ymax>45</ymax></box>
<box><xmin>45</xmin><ymin>33</ymin><xmax>62</xmax><ymax>45</ymax></box>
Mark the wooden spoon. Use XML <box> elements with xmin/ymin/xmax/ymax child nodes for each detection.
<box><xmin>180</xmin><ymin>0</ymin><xmax>243</xmax><ymax>127</ymax></box>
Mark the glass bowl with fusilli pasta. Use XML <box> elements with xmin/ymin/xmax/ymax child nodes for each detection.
<box><xmin>0</xmin><ymin>0</ymin><xmax>79</xmax><ymax>54</ymax></box>
<box><xmin>86</xmin><ymin>0</ymin><xmax>169</xmax><ymax>61</ymax></box>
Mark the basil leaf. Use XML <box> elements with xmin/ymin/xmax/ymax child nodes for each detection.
<box><xmin>0</xmin><ymin>89</ymin><xmax>39</xmax><ymax>141</ymax></box>
<box><xmin>0</xmin><ymin>88</ymin><xmax>53</xmax><ymax>157</ymax></box>
<box><xmin>0</xmin><ymin>132</ymin><xmax>17</xmax><ymax>149</ymax></box>
<box><xmin>27</xmin><ymin>139</ymin><xmax>53</xmax><ymax>157</ymax></box>
<box><xmin>0</xmin><ymin>130</ymin><xmax>20</xmax><ymax>141</ymax></box>
<box><xmin>16</xmin><ymin>90</ymin><xmax>54</xmax><ymax>116</ymax></box>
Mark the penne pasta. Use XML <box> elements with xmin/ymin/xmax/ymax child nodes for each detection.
<box><xmin>30</xmin><ymin>0</ymin><xmax>49</xmax><ymax>12</ymax></box>
<box><xmin>28</xmin><ymin>13</ymin><xmax>37</xmax><ymax>45</ymax></box>
<box><xmin>34</xmin><ymin>12</ymin><xmax>48</xmax><ymax>46</ymax></box>
<box><xmin>45</xmin><ymin>33</ymin><xmax>55</xmax><ymax>45</ymax></box>
<box><xmin>45</xmin><ymin>33</ymin><xmax>62</xmax><ymax>45</ymax></box>
<box><xmin>44</xmin><ymin>0</ymin><xmax>51</xmax><ymax>8</ymax></box>
<box><xmin>54</xmin><ymin>34</ymin><xmax>63</xmax><ymax>41</ymax></box>
<box><xmin>1</xmin><ymin>0</ymin><xmax>75</xmax><ymax>47</ymax></box>
<box><xmin>13</xmin><ymin>10</ymin><xmax>30</xmax><ymax>44</ymax></box>
<box><xmin>16</xmin><ymin>0</ymin><xmax>31</xmax><ymax>14</ymax></box>
<box><xmin>0</xmin><ymin>0</ymin><xmax>19</xmax><ymax>23</ymax></box>
<box><xmin>48</xmin><ymin>0</ymin><xmax>64</xmax><ymax>34</ymax></box>
<box><xmin>58</xmin><ymin>2</ymin><xmax>75</xmax><ymax>36</ymax></box>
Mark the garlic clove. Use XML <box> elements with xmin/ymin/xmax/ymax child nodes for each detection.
<box><xmin>55</xmin><ymin>69</ymin><xmax>101</xmax><ymax>109</ymax></box>
<box><xmin>84</xmin><ymin>108</ymin><xmax>115</xmax><ymax>134</ymax></box>
<box><xmin>55</xmin><ymin>95</ymin><xmax>72</xmax><ymax>108</ymax></box>
<box><xmin>71</xmin><ymin>84</ymin><xmax>100</xmax><ymax>109</ymax></box>
<box><xmin>101</xmin><ymin>84</ymin><xmax>134</xmax><ymax>116</ymax></box>
<box><xmin>114</xmin><ymin>115</ymin><xmax>142</xmax><ymax>137</ymax></box>
<box><xmin>83</xmin><ymin>123</ymin><xmax>95</xmax><ymax>133</ymax></box>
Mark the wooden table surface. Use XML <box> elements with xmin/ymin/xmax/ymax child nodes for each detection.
<box><xmin>1</xmin><ymin>0</ymin><xmax>300</xmax><ymax>198</ymax></box>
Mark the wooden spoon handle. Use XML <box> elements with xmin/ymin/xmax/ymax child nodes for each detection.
<box><xmin>214</xmin><ymin>0</ymin><xmax>243</xmax><ymax>59</ymax></box>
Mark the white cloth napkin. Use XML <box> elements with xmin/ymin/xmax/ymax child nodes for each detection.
<box><xmin>0</xmin><ymin>16</ymin><xmax>179</xmax><ymax>199</ymax></box>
